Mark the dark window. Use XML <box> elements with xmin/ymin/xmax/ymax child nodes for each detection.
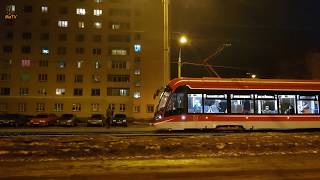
<box><xmin>74</xmin><ymin>74</ymin><xmax>83</xmax><ymax>83</ymax></box>
<box><xmin>57</xmin><ymin>47</ymin><xmax>67</xmax><ymax>54</ymax></box>
<box><xmin>76</xmin><ymin>34</ymin><xmax>85</xmax><ymax>41</ymax></box>
<box><xmin>75</xmin><ymin>47</ymin><xmax>85</xmax><ymax>54</ymax></box>
<box><xmin>0</xmin><ymin>88</ymin><xmax>10</xmax><ymax>96</ymax></box>
<box><xmin>73</xmin><ymin>88</ymin><xmax>83</xmax><ymax>96</ymax></box>
<box><xmin>39</xmin><ymin>60</ymin><xmax>48</xmax><ymax>67</ymax></box>
<box><xmin>92</xmin><ymin>48</ymin><xmax>101</xmax><ymax>55</ymax></box>
<box><xmin>21</xmin><ymin>46</ymin><xmax>31</xmax><ymax>54</ymax></box>
<box><xmin>40</xmin><ymin>33</ymin><xmax>50</xmax><ymax>40</ymax></box>
<box><xmin>93</xmin><ymin>35</ymin><xmax>101</xmax><ymax>42</ymax></box>
<box><xmin>107</xmin><ymin>75</ymin><xmax>130</xmax><ymax>82</ymax></box>
<box><xmin>24</xmin><ymin>5</ymin><xmax>33</xmax><ymax>13</ymax></box>
<box><xmin>22</xmin><ymin>32</ymin><xmax>32</xmax><ymax>40</ymax></box>
<box><xmin>108</xmin><ymin>34</ymin><xmax>131</xmax><ymax>42</ymax></box>
<box><xmin>56</xmin><ymin>74</ymin><xmax>66</xmax><ymax>82</ymax></box>
<box><xmin>3</xmin><ymin>46</ymin><xmax>13</xmax><ymax>53</ymax></box>
<box><xmin>40</xmin><ymin>19</ymin><xmax>49</xmax><ymax>26</ymax></box>
<box><xmin>91</xmin><ymin>88</ymin><xmax>100</xmax><ymax>96</ymax></box>
<box><xmin>59</xmin><ymin>7</ymin><xmax>68</xmax><ymax>14</ymax></box>
<box><xmin>58</xmin><ymin>33</ymin><xmax>67</xmax><ymax>41</ymax></box>
<box><xmin>5</xmin><ymin>32</ymin><xmax>13</xmax><ymax>40</ymax></box>
<box><xmin>38</xmin><ymin>74</ymin><xmax>48</xmax><ymax>82</ymax></box>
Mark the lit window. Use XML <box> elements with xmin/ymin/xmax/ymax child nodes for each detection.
<box><xmin>91</xmin><ymin>103</ymin><xmax>99</xmax><ymax>112</ymax></box>
<box><xmin>58</xmin><ymin>20</ymin><xmax>68</xmax><ymax>27</ymax></box>
<box><xmin>133</xmin><ymin>91</ymin><xmax>141</xmax><ymax>99</ymax></box>
<box><xmin>76</xmin><ymin>8</ymin><xmax>86</xmax><ymax>15</ymax></box>
<box><xmin>56</xmin><ymin>88</ymin><xmax>65</xmax><ymax>95</ymax></box>
<box><xmin>93</xmin><ymin>9</ymin><xmax>102</xmax><ymax>16</ymax></box>
<box><xmin>95</xmin><ymin>61</ymin><xmax>101</xmax><ymax>69</ymax></box>
<box><xmin>21</xmin><ymin>59</ymin><xmax>31</xmax><ymax>67</ymax></box>
<box><xmin>112</xmin><ymin>24</ymin><xmax>120</xmax><ymax>30</ymax></box>
<box><xmin>120</xmin><ymin>104</ymin><xmax>125</xmax><ymax>112</ymax></box>
<box><xmin>135</xmin><ymin>81</ymin><xmax>141</xmax><ymax>87</ymax></box>
<box><xmin>41</xmin><ymin>6</ymin><xmax>48</xmax><ymax>13</ymax></box>
<box><xmin>78</xmin><ymin>21</ymin><xmax>85</xmax><ymax>28</ymax></box>
<box><xmin>94</xmin><ymin>22</ymin><xmax>102</xmax><ymax>29</ymax></box>
<box><xmin>38</xmin><ymin>88</ymin><xmax>47</xmax><ymax>96</ymax></box>
<box><xmin>54</xmin><ymin>103</ymin><xmax>64</xmax><ymax>112</ymax></box>
<box><xmin>111</xmin><ymin>49</ymin><xmax>127</xmax><ymax>56</ymax></box>
<box><xmin>134</xmin><ymin>68</ymin><xmax>141</xmax><ymax>75</ymax></box>
<box><xmin>41</xmin><ymin>48</ymin><xmax>49</xmax><ymax>54</ymax></box>
<box><xmin>36</xmin><ymin>103</ymin><xmax>45</xmax><ymax>112</ymax></box>
<box><xmin>18</xmin><ymin>103</ymin><xmax>26</xmax><ymax>112</ymax></box>
<box><xmin>77</xmin><ymin>60</ymin><xmax>84</xmax><ymax>68</ymax></box>
<box><xmin>72</xmin><ymin>103</ymin><xmax>81</xmax><ymax>112</ymax></box>
<box><xmin>95</xmin><ymin>0</ymin><xmax>103</xmax><ymax>3</ymax></box>
<box><xmin>92</xmin><ymin>74</ymin><xmax>100</xmax><ymax>82</ymax></box>
<box><xmin>120</xmin><ymin>89</ymin><xmax>129</xmax><ymax>96</ymax></box>
<box><xmin>19</xmin><ymin>88</ymin><xmax>29</xmax><ymax>96</ymax></box>
<box><xmin>57</xmin><ymin>60</ymin><xmax>66</xmax><ymax>68</ymax></box>
<box><xmin>133</xmin><ymin>105</ymin><xmax>140</xmax><ymax>113</ymax></box>
<box><xmin>6</xmin><ymin>5</ymin><xmax>15</xmax><ymax>13</ymax></box>
<box><xmin>134</xmin><ymin>44</ymin><xmax>141</xmax><ymax>53</ymax></box>
<box><xmin>147</xmin><ymin>104</ymin><xmax>155</xmax><ymax>113</ymax></box>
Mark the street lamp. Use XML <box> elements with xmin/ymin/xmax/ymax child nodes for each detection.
<box><xmin>178</xmin><ymin>35</ymin><xmax>188</xmax><ymax>78</ymax></box>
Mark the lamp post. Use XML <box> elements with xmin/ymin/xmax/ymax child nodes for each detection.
<box><xmin>178</xmin><ymin>36</ymin><xmax>188</xmax><ymax>78</ymax></box>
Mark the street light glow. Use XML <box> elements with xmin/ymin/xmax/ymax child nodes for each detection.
<box><xmin>179</xmin><ymin>36</ymin><xmax>188</xmax><ymax>45</ymax></box>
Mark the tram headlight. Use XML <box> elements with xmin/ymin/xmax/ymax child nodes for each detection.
<box><xmin>154</xmin><ymin>114</ymin><xmax>162</xmax><ymax>120</ymax></box>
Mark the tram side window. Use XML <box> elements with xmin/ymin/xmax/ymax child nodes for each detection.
<box><xmin>297</xmin><ymin>95</ymin><xmax>319</xmax><ymax>114</ymax></box>
<box><xmin>188</xmin><ymin>94</ymin><xmax>203</xmax><ymax>113</ymax></box>
<box><xmin>255</xmin><ymin>95</ymin><xmax>278</xmax><ymax>114</ymax></box>
<box><xmin>231</xmin><ymin>94</ymin><xmax>254</xmax><ymax>114</ymax></box>
<box><xmin>203</xmin><ymin>94</ymin><xmax>227</xmax><ymax>113</ymax></box>
<box><xmin>165</xmin><ymin>92</ymin><xmax>187</xmax><ymax>115</ymax></box>
<box><xmin>278</xmin><ymin>95</ymin><xmax>296</xmax><ymax>114</ymax></box>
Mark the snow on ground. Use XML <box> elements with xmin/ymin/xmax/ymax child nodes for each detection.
<box><xmin>0</xmin><ymin>132</ymin><xmax>320</xmax><ymax>162</ymax></box>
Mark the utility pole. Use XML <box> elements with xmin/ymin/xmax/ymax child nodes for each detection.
<box><xmin>163</xmin><ymin>0</ymin><xmax>170</xmax><ymax>86</ymax></box>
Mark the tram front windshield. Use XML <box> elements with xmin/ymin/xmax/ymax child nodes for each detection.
<box><xmin>157</xmin><ymin>90</ymin><xmax>171</xmax><ymax>112</ymax></box>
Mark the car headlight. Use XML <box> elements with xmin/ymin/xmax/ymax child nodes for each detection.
<box><xmin>40</xmin><ymin>120</ymin><xmax>46</xmax><ymax>123</ymax></box>
<box><xmin>123</xmin><ymin>120</ymin><xmax>127</xmax><ymax>122</ymax></box>
<box><xmin>113</xmin><ymin>120</ymin><xmax>116</xmax><ymax>122</ymax></box>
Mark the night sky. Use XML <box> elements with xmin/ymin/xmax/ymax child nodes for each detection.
<box><xmin>170</xmin><ymin>0</ymin><xmax>320</xmax><ymax>79</ymax></box>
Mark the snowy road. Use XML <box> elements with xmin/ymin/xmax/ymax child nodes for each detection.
<box><xmin>1</xmin><ymin>131</ymin><xmax>320</xmax><ymax>179</ymax></box>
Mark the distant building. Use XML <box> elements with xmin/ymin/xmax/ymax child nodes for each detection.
<box><xmin>0</xmin><ymin>0</ymin><xmax>168</xmax><ymax>119</ymax></box>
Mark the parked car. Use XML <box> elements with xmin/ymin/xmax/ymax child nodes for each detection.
<box><xmin>56</xmin><ymin>114</ymin><xmax>78</xmax><ymax>126</ymax></box>
<box><xmin>0</xmin><ymin>114</ymin><xmax>29</xmax><ymax>127</ymax></box>
<box><xmin>29</xmin><ymin>114</ymin><xmax>58</xmax><ymax>126</ymax></box>
<box><xmin>87</xmin><ymin>114</ymin><xmax>105</xmax><ymax>127</ymax></box>
<box><xmin>111</xmin><ymin>114</ymin><xmax>128</xmax><ymax>127</ymax></box>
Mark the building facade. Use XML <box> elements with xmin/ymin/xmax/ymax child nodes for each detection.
<box><xmin>0</xmin><ymin>0</ymin><xmax>167</xmax><ymax>119</ymax></box>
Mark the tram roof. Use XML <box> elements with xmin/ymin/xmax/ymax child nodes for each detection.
<box><xmin>168</xmin><ymin>77</ymin><xmax>320</xmax><ymax>91</ymax></box>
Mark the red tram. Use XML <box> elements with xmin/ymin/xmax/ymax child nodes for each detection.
<box><xmin>153</xmin><ymin>78</ymin><xmax>320</xmax><ymax>130</ymax></box>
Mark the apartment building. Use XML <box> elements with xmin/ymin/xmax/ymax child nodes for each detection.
<box><xmin>0</xmin><ymin>0</ymin><xmax>167</xmax><ymax>119</ymax></box>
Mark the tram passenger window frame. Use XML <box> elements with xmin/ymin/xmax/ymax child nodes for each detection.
<box><xmin>297</xmin><ymin>95</ymin><xmax>319</xmax><ymax>114</ymax></box>
<box><xmin>230</xmin><ymin>94</ymin><xmax>254</xmax><ymax>114</ymax></box>
<box><xmin>203</xmin><ymin>94</ymin><xmax>228</xmax><ymax>114</ymax></box>
<box><xmin>255</xmin><ymin>94</ymin><xmax>278</xmax><ymax>114</ymax></box>
<box><xmin>278</xmin><ymin>95</ymin><xmax>296</xmax><ymax>115</ymax></box>
<box><xmin>187</xmin><ymin>94</ymin><xmax>203</xmax><ymax>114</ymax></box>
<box><xmin>165</xmin><ymin>92</ymin><xmax>187</xmax><ymax>115</ymax></box>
